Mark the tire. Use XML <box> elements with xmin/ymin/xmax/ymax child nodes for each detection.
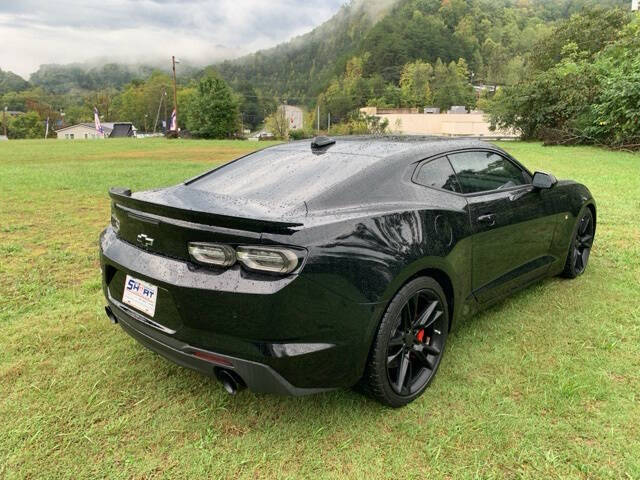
<box><xmin>562</xmin><ymin>208</ymin><xmax>595</xmax><ymax>279</ymax></box>
<box><xmin>362</xmin><ymin>276</ymin><xmax>449</xmax><ymax>408</ymax></box>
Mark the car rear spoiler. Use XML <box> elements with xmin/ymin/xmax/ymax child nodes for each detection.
<box><xmin>108</xmin><ymin>187</ymin><xmax>303</xmax><ymax>234</ymax></box>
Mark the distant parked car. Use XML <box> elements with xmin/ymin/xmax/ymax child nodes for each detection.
<box><xmin>248</xmin><ymin>130</ymin><xmax>274</xmax><ymax>141</ymax></box>
<box><xmin>100</xmin><ymin>136</ymin><xmax>596</xmax><ymax>407</ymax></box>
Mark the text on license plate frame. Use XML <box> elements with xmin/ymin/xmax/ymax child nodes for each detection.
<box><xmin>122</xmin><ymin>275</ymin><xmax>158</xmax><ymax>317</ymax></box>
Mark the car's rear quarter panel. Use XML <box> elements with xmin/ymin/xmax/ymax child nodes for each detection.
<box><xmin>263</xmin><ymin>194</ymin><xmax>474</xmax><ymax>357</ymax></box>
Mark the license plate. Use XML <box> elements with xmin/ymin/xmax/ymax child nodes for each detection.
<box><xmin>122</xmin><ymin>275</ymin><xmax>158</xmax><ymax>317</ymax></box>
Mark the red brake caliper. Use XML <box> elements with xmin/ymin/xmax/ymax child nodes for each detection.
<box><xmin>416</xmin><ymin>329</ymin><xmax>425</xmax><ymax>342</ymax></box>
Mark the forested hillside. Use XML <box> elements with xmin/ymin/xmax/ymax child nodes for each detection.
<box><xmin>27</xmin><ymin>62</ymin><xmax>202</xmax><ymax>95</ymax></box>
<box><xmin>214</xmin><ymin>0</ymin><xmax>399</xmax><ymax>102</ymax></box>
<box><xmin>0</xmin><ymin>0</ymin><xmax>632</xmax><ymax>139</ymax></box>
<box><xmin>0</xmin><ymin>69</ymin><xmax>29</xmax><ymax>96</ymax></box>
<box><xmin>215</xmin><ymin>0</ymin><xmax>628</xmax><ymax>103</ymax></box>
<box><xmin>487</xmin><ymin>8</ymin><xmax>640</xmax><ymax>148</ymax></box>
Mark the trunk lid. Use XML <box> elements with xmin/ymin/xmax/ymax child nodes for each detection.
<box><xmin>109</xmin><ymin>187</ymin><xmax>303</xmax><ymax>261</ymax></box>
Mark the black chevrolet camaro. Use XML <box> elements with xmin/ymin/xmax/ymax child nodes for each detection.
<box><xmin>100</xmin><ymin>136</ymin><xmax>596</xmax><ymax>407</ymax></box>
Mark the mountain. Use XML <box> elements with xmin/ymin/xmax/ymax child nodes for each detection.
<box><xmin>1</xmin><ymin>0</ymin><xmax>631</xmax><ymax>127</ymax></box>
<box><xmin>6</xmin><ymin>0</ymin><xmax>629</xmax><ymax>102</ymax></box>
<box><xmin>0</xmin><ymin>68</ymin><xmax>29</xmax><ymax>95</ymax></box>
<box><xmin>26</xmin><ymin>62</ymin><xmax>202</xmax><ymax>95</ymax></box>
<box><xmin>213</xmin><ymin>0</ymin><xmax>401</xmax><ymax>103</ymax></box>
<box><xmin>213</xmin><ymin>0</ymin><xmax>630</xmax><ymax>106</ymax></box>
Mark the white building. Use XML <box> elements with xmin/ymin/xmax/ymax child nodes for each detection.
<box><xmin>282</xmin><ymin>105</ymin><xmax>304</xmax><ymax>131</ymax></box>
<box><xmin>360</xmin><ymin>107</ymin><xmax>518</xmax><ymax>138</ymax></box>
<box><xmin>56</xmin><ymin>123</ymin><xmax>111</xmax><ymax>140</ymax></box>
<box><xmin>55</xmin><ymin>122</ymin><xmax>136</xmax><ymax>140</ymax></box>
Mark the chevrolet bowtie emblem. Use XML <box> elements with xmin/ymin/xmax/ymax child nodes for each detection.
<box><xmin>136</xmin><ymin>234</ymin><xmax>154</xmax><ymax>249</ymax></box>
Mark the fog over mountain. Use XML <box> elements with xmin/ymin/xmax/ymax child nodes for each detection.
<box><xmin>0</xmin><ymin>0</ymin><xmax>346</xmax><ymax>78</ymax></box>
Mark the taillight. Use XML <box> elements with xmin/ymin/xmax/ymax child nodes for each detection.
<box><xmin>188</xmin><ymin>242</ymin><xmax>303</xmax><ymax>274</ymax></box>
<box><xmin>111</xmin><ymin>214</ymin><xmax>120</xmax><ymax>234</ymax></box>
<box><xmin>236</xmin><ymin>246</ymin><xmax>300</xmax><ymax>274</ymax></box>
<box><xmin>188</xmin><ymin>243</ymin><xmax>236</xmax><ymax>267</ymax></box>
<box><xmin>110</xmin><ymin>204</ymin><xmax>120</xmax><ymax>234</ymax></box>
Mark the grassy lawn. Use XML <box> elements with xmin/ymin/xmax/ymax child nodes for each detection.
<box><xmin>0</xmin><ymin>138</ymin><xmax>639</xmax><ymax>479</ymax></box>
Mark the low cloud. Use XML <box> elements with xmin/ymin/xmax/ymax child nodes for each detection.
<box><xmin>0</xmin><ymin>0</ymin><xmax>345</xmax><ymax>78</ymax></box>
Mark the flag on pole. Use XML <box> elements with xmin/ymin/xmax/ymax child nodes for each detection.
<box><xmin>94</xmin><ymin>107</ymin><xmax>104</xmax><ymax>136</ymax></box>
<box><xmin>169</xmin><ymin>108</ymin><xmax>177</xmax><ymax>131</ymax></box>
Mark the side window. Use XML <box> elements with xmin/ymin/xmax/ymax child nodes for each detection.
<box><xmin>448</xmin><ymin>151</ymin><xmax>528</xmax><ymax>194</ymax></box>
<box><xmin>414</xmin><ymin>156</ymin><xmax>461</xmax><ymax>193</ymax></box>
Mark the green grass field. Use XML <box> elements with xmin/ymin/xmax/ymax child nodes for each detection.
<box><xmin>1</xmin><ymin>138</ymin><xmax>639</xmax><ymax>479</ymax></box>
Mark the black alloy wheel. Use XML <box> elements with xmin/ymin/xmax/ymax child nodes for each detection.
<box><xmin>363</xmin><ymin>277</ymin><xmax>448</xmax><ymax>407</ymax></box>
<box><xmin>563</xmin><ymin>209</ymin><xmax>595</xmax><ymax>278</ymax></box>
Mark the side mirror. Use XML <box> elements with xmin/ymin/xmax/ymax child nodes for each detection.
<box><xmin>532</xmin><ymin>171</ymin><xmax>557</xmax><ymax>189</ymax></box>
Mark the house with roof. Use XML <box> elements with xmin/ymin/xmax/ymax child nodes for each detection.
<box><xmin>55</xmin><ymin>122</ymin><xmax>136</xmax><ymax>140</ymax></box>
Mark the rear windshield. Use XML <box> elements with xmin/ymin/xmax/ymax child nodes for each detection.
<box><xmin>189</xmin><ymin>147</ymin><xmax>380</xmax><ymax>204</ymax></box>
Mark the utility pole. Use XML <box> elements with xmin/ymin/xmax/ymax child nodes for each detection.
<box><xmin>153</xmin><ymin>89</ymin><xmax>163</xmax><ymax>134</ymax></box>
<box><xmin>317</xmin><ymin>105</ymin><xmax>320</xmax><ymax>132</ymax></box>
<box><xmin>2</xmin><ymin>107</ymin><xmax>6</xmax><ymax>137</ymax></box>
<box><xmin>241</xmin><ymin>112</ymin><xmax>244</xmax><ymax>137</ymax></box>
<box><xmin>163</xmin><ymin>89</ymin><xmax>168</xmax><ymax>133</ymax></box>
<box><xmin>171</xmin><ymin>56</ymin><xmax>179</xmax><ymax>133</ymax></box>
<box><xmin>328</xmin><ymin>112</ymin><xmax>331</xmax><ymax>133</ymax></box>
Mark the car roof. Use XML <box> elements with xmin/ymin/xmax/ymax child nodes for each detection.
<box><xmin>279</xmin><ymin>136</ymin><xmax>502</xmax><ymax>160</ymax></box>
<box><xmin>182</xmin><ymin>136</ymin><xmax>508</xmax><ymax>221</ymax></box>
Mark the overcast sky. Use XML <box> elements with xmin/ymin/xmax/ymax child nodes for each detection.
<box><xmin>0</xmin><ymin>0</ymin><xmax>346</xmax><ymax>79</ymax></box>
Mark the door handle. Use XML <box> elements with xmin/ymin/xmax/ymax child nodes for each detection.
<box><xmin>477</xmin><ymin>214</ymin><xmax>496</xmax><ymax>226</ymax></box>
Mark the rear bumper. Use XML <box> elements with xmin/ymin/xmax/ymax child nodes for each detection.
<box><xmin>106</xmin><ymin>301</ymin><xmax>332</xmax><ymax>396</ymax></box>
<box><xmin>99</xmin><ymin>226</ymin><xmax>381</xmax><ymax>393</ymax></box>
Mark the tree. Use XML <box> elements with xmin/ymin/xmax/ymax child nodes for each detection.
<box><xmin>373</xmin><ymin>84</ymin><xmax>403</xmax><ymax>108</ymax></box>
<box><xmin>452</xmin><ymin>58</ymin><xmax>476</xmax><ymax>108</ymax></box>
<box><xmin>112</xmin><ymin>72</ymin><xmax>174</xmax><ymax>132</ymax></box>
<box><xmin>265</xmin><ymin>105</ymin><xmax>289</xmax><ymax>139</ymax></box>
<box><xmin>235</xmin><ymin>82</ymin><xmax>263</xmax><ymax>131</ymax></box>
<box><xmin>399</xmin><ymin>60</ymin><xmax>434</xmax><ymax>107</ymax></box>
<box><xmin>429</xmin><ymin>58</ymin><xmax>475</xmax><ymax>111</ymax></box>
<box><xmin>8</xmin><ymin>112</ymin><xmax>45</xmax><ymax>139</ymax></box>
<box><xmin>323</xmin><ymin>78</ymin><xmax>357</xmax><ymax>123</ymax></box>
<box><xmin>431</xmin><ymin>59</ymin><xmax>452</xmax><ymax>110</ymax></box>
<box><xmin>585</xmin><ymin>18</ymin><xmax>640</xmax><ymax>147</ymax></box>
<box><xmin>529</xmin><ymin>7</ymin><xmax>630</xmax><ymax>72</ymax></box>
<box><xmin>486</xmin><ymin>8</ymin><xmax>639</xmax><ymax>147</ymax></box>
<box><xmin>481</xmin><ymin>38</ymin><xmax>510</xmax><ymax>85</ymax></box>
<box><xmin>184</xmin><ymin>73</ymin><xmax>239</xmax><ymax>139</ymax></box>
<box><xmin>327</xmin><ymin>112</ymin><xmax>389</xmax><ymax>136</ymax></box>
<box><xmin>177</xmin><ymin>87</ymin><xmax>197</xmax><ymax>132</ymax></box>
<box><xmin>87</xmin><ymin>89</ymin><xmax>118</xmax><ymax>121</ymax></box>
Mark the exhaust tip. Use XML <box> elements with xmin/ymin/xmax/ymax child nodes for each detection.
<box><xmin>222</xmin><ymin>378</ymin><xmax>237</xmax><ymax>395</ymax></box>
<box><xmin>215</xmin><ymin>369</ymin><xmax>245</xmax><ymax>395</ymax></box>
<box><xmin>105</xmin><ymin>306</ymin><xmax>118</xmax><ymax>324</ymax></box>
